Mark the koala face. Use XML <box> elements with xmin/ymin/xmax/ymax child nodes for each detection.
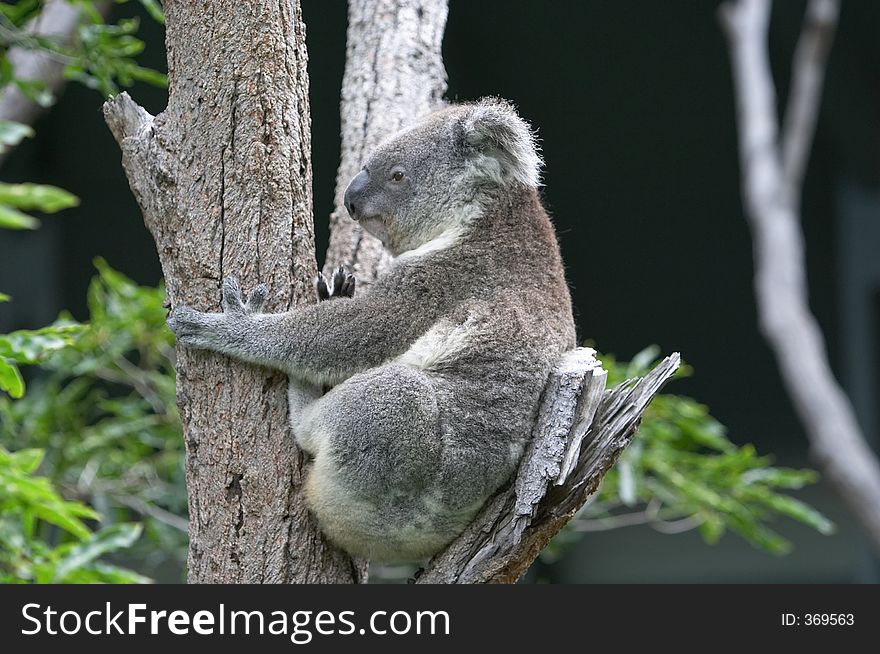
<box><xmin>343</xmin><ymin>99</ymin><xmax>542</xmax><ymax>256</ymax></box>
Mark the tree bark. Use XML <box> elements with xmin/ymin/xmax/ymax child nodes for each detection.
<box><xmin>322</xmin><ymin>0</ymin><xmax>448</xmax><ymax>284</ymax></box>
<box><xmin>720</xmin><ymin>0</ymin><xmax>880</xmax><ymax>552</ymax></box>
<box><xmin>104</xmin><ymin>0</ymin><xmax>360</xmax><ymax>583</ymax></box>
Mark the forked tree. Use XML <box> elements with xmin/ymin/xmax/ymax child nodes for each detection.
<box><xmin>104</xmin><ymin>0</ymin><xmax>677</xmax><ymax>584</ymax></box>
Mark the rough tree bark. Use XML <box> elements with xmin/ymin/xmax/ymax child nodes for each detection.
<box><xmin>104</xmin><ymin>0</ymin><xmax>360</xmax><ymax>583</ymax></box>
<box><xmin>720</xmin><ymin>0</ymin><xmax>880</xmax><ymax>551</ymax></box>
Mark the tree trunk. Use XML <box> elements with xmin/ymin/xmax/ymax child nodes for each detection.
<box><xmin>104</xmin><ymin>0</ymin><xmax>360</xmax><ymax>583</ymax></box>
<box><xmin>322</xmin><ymin>0</ymin><xmax>448</xmax><ymax>283</ymax></box>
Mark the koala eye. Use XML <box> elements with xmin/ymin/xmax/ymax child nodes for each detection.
<box><xmin>390</xmin><ymin>170</ymin><xmax>405</xmax><ymax>182</ymax></box>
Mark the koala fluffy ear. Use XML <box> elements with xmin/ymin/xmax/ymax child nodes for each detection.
<box><xmin>458</xmin><ymin>98</ymin><xmax>543</xmax><ymax>188</ymax></box>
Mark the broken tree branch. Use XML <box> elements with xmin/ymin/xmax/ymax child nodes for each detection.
<box><xmin>419</xmin><ymin>349</ymin><xmax>680</xmax><ymax>584</ymax></box>
<box><xmin>720</xmin><ymin>0</ymin><xmax>880</xmax><ymax>551</ymax></box>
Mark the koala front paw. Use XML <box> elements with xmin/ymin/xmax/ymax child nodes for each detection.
<box><xmin>166</xmin><ymin>304</ymin><xmax>225</xmax><ymax>350</ymax></box>
<box><xmin>167</xmin><ymin>276</ymin><xmax>265</xmax><ymax>350</ymax></box>
<box><xmin>314</xmin><ymin>266</ymin><xmax>356</xmax><ymax>302</ymax></box>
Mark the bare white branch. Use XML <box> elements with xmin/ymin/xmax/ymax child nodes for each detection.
<box><xmin>720</xmin><ymin>0</ymin><xmax>880</xmax><ymax>551</ymax></box>
<box><xmin>781</xmin><ymin>0</ymin><xmax>840</xmax><ymax>194</ymax></box>
<box><xmin>324</xmin><ymin>0</ymin><xmax>449</xmax><ymax>288</ymax></box>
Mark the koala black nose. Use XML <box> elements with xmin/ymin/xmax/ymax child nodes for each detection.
<box><xmin>344</xmin><ymin>169</ymin><xmax>370</xmax><ymax>220</ymax></box>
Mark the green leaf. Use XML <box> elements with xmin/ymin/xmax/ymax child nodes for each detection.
<box><xmin>628</xmin><ymin>345</ymin><xmax>661</xmax><ymax>376</ymax></box>
<box><xmin>0</xmin><ymin>55</ymin><xmax>12</xmax><ymax>88</ymax></box>
<box><xmin>747</xmin><ymin>492</ymin><xmax>836</xmax><ymax>535</ymax></box>
<box><xmin>9</xmin><ymin>448</ymin><xmax>43</xmax><ymax>474</ymax></box>
<box><xmin>0</xmin><ymin>120</ymin><xmax>34</xmax><ymax>152</ymax></box>
<box><xmin>137</xmin><ymin>0</ymin><xmax>166</xmax><ymax>25</ymax></box>
<box><xmin>0</xmin><ymin>358</ymin><xmax>25</xmax><ymax>398</ymax></box>
<box><xmin>740</xmin><ymin>467</ymin><xmax>819</xmax><ymax>489</ymax></box>
<box><xmin>0</xmin><ymin>204</ymin><xmax>39</xmax><ymax>230</ymax></box>
<box><xmin>53</xmin><ymin>523</ymin><xmax>143</xmax><ymax>582</ymax></box>
<box><xmin>29</xmin><ymin>503</ymin><xmax>93</xmax><ymax>541</ymax></box>
<box><xmin>0</xmin><ymin>183</ymin><xmax>79</xmax><ymax>213</ymax></box>
<box><xmin>0</xmin><ymin>324</ymin><xmax>84</xmax><ymax>364</ymax></box>
<box><xmin>0</xmin><ymin>0</ymin><xmax>41</xmax><ymax>25</ymax></box>
<box><xmin>12</xmin><ymin>79</ymin><xmax>54</xmax><ymax>108</ymax></box>
<box><xmin>127</xmin><ymin>65</ymin><xmax>168</xmax><ymax>87</ymax></box>
<box><xmin>63</xmin><ymin>561</ymin><xmax>152</xmax><ymax>585</ymax></box>
<box><xmin>699</xmin><ymin>514</ymin><xmax>726</xmax><ymax>544</ymax></box>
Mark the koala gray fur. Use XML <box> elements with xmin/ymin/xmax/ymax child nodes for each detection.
<box><xmin>168</xmin><ymin>98</ymin><xmax>576</xmax><ymax>561</ymax></box>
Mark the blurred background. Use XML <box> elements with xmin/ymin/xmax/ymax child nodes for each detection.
<box><xmin>0</xmin><ymin>0</ymin><xmax>878</xmax><ymax>582</ymax></box>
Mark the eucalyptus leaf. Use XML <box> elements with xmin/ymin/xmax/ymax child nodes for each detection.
<box><xmin>0</xmin><ymin>183</ymin><xmax>79</xmax><ymax>213</ymax></box>
<box><xmin>53</xmin><ymin>524</ymin><xmax>143</xmax><ymax>582</ymax></box>
<box><xmin>0</xmin><ymin>358</ymin><xmax>25</xmax><ymax>398</ymax></box>
<box><xmin>0</xmin><ymin>204</ymin><xmax>39</xmax><ymax>230</ymax></box>
<box><xmin>0</xmin><ymin>120</ymin><xmax>34</xmax><ymax>151</ymax></box>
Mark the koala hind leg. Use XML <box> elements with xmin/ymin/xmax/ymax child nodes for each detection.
<box><xmin>287</xmin><ymin>380</ymin><xmax>323</xmax><ymax>456</ymax></box>
<box><xmin>302</xmin><ymin>363</ymin><xmax>446</xmax><ymax>560</ymax></box>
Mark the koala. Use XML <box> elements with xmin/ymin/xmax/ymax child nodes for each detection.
<box><xmin>168</xmin><ymin>98</ymin><xmax>576</xmax><ymax>561</ymax></box>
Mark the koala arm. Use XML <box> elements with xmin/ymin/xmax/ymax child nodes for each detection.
<box><xmin>167</xmin><ymin>276</ymin><xmax>426</xmax><ymax>385</ymax></box>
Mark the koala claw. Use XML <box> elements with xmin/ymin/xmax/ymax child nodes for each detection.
<box><xmin>315</xmin><ymin>266</ymin><xmax>356</xmax><ymax>302</ymax></box>
<box><xmin>247</xmin><ymin>283</ymin><xmax>268</xmax><ymax>313</ymax></box>
<box><xmin>222</xmin><ymin>276</ymin><xmax>268</xmax><ymax>314</ymax></box>
<box><xmin>221</xmin><ymin>276</ymin><xmax>244</xmax><ymax>313</ymax></box>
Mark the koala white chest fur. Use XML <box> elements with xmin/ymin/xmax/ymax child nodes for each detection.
<box><xmin>168</xmin><ymin>98</ymin><xmax>576</xmax><ymax>561</ymax></box>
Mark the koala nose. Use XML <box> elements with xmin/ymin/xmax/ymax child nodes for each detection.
<box><xmin>344</xmin><ymin>169</ymin><xmax>370</xmax><ymax>220</ymax></box>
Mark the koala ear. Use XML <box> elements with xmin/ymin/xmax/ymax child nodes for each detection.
<box><xmin>457</xmin><ymin>98</ymin><xmax>543</xmax><ymax>188</ymax></box>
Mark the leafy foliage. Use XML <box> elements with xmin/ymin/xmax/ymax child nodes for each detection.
<box><xmin>0</xmin><ymin>1</ymin><xmax>167</xmax><ymax>236</ymax></box>
<box><xmin>0</xmin><ymin>445</ymin><xmax>147</xmax><ymax>583</ymax></box>
<box><xmin>0</xmin><ymin>180</ymin><xmax>79</xmax><ymax>230</ymax></box>
<box><xmin>0</xmin><ymin>122</ymin><xmax>80</xmax><ymax>231</ymax></box>
<box><xmin>0</xmin><ymin>321</ymin><xmax>83</xmax><ymax>398</ymax></box>
<box><xmin>545</xmin><ymin>347</ymin><xmax>834</xmax><ymax>560</ymax></box>
<box><xmin>0</xmin><ymin>213</ymin><xmax>150</xmax><ymax>583</ymax></box>
<box><xmin>0</xmin><ymin>0</ymin><xmax>167</xmax><ymax>99</ymax></box>
<box><xmin>0</xmin><ymin>260</ymin><xmax>186</xmax><ymax>580</ymax></box>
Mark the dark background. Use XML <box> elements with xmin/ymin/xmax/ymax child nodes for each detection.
<box><xmin>1</xmin><ymin>0</ymin><xmax>878</xmax><ymax>582</ymax></box>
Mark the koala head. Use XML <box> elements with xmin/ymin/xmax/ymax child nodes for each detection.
<box><xmin>343</xmin><ymin>98</ymin><xmax>542</xmax><ymax>255</ymax></box>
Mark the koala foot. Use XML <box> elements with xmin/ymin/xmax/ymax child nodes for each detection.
<box><xmin>314</xmin><ymin>266</ymin><xmax>356</xmax><ymax>302</ymax></box>
<box><xmin>406</xmin><ymin>567</ymin><xmax>425</xmax><ymax>584</ymax></box>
